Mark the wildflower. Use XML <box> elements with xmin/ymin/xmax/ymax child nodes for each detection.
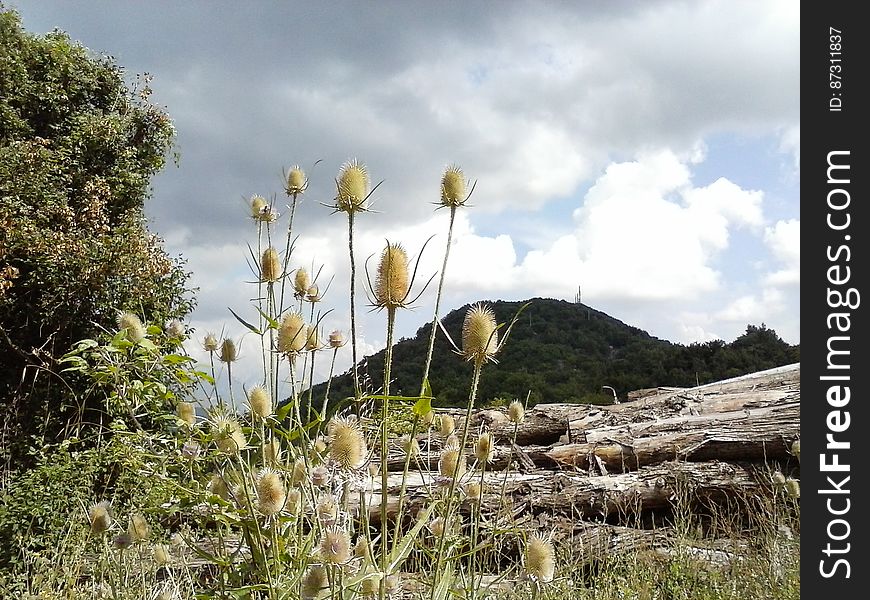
<box><xmin>128</xmin><ymin>514</ymin><xmax>150</xmax><ymax>543</ymax></box>
<box><xmin>118</xmin><ymin>312</ymin><xmax>146</xmax><ymax>343</ymax></box>
<box><xmin>439</xmin><ymin>448</ymin><xmax>466</xmax><ymax>480</ymax></box>
<box><xmin>247</xmin><ymin>386</ymin><xmax>272</xmax><ymax>419</ymax></box>
<box><xmin>256</xmin><ymin>468</ymin><xmax>286</xmax><ymax>516</ymax></box>
<box><xmin>328</xmin><ymin>416</ymin><xmax>367</xmax><ymax>470</ymax></box>
<box><xmin>373</xmin><ymin>242</ymin><xmax>410</xmax><ymax>309</ymax></box>
<box><xmin>166</xmin><ymin>319</ymin><xmax>186</xmax><ymax>339</ymax></box>
<box><xmin>524</xmin><ymin>533</ymin><xmax>556</xmax><ymax>583</ymax></box>
<box><xmin>219</xmin><ymin>338</ymin><xmax>237</xmax><ymax>363</ymax></box>
<box><xmin>113</xmin><ymin>532</ymin><xmax>133</xmax><ymax>551</ymax></box>
<box><xmin>202</xmin><ymin>332</ymin><xmax>219</xmax><ymax>353</ymax></box>
<box><xmin>88</xmin><ymin>500</ymin><xmax>112</xmax><ymax>535</ymax></box>
<box><xmin>277</xmin><ymin>312</ymin><xmax>308</xmax><ymax>355</ymax></box>
<box><xmin>440</xmin><ymin>164</ymin><xmax>469</xmax><ymax>207</ymax></box>
<box><xmin>301</xmin><ymin>565</ymin><xmax>329</xmax><ymax>600</ymax></box>
<box><xmin>181</xmin><ymin>440</ymin><xmax>201</xmax><ymax>459</ymax></box>
<box><xmin>177</xmin><ymin>401</ymin><xmax>196</xmax><ymax>426</ymax></box>
<box><xmin>285</xmin><ymin>165</ymin><xmax>307</xmax><ymax>196</ymax></box>
<box><xmin>210</xmin><ymin>412</ymin><xmax>246</xmax><ymax>454</ymax></box>
<box><xmin>461</xmin><ymin>303</ymin><xmax>498</xmax><ymax>363</ymax></box>
<box><xmin>474</xmin><ymin>432</ymin><xmax>495</xmax><ymax>464</ymax></box>
<box><xmin>335</xmin><ymin>159</ymin><xmax>370</xmax><ymax>213</ymax></box>
<box><xmin>320</xmin><ymin>526</ymin><xmax>352</xmax><ymax>564</ymax></box>
<box><xmin>261</xmin><ymin>247</ymin><xmax>282</xmax><ymax>282</ymax></box>
<box><xmin>507</xmin><ymin>400</ymin><xmax>525</xmax><ymax>425</ymax></box>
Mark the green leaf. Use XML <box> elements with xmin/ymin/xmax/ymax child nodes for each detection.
<box><xmin>387</xmin><ymin>502</ymin><xmax>436</xmax><ymax>573</ymax></box>
<box><xmin>412</xmin><ymin>395</ymin><xmax>432</xmax><ymax>418</ymax></box>
<box><xmin>228</xmin><ymin>307</ymin><xmax>262</xmax><ymax>335</ymax></box>
<box><xmin>255</xmin><ymin>306</ymin><xmax>280</xmax><ymax>330</ymax></box>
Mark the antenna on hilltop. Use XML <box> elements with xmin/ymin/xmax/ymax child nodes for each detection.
<box><xmin>574</xmin><ymin>285</ymin><xmax>582</xmax><ymax>305</ymax></box>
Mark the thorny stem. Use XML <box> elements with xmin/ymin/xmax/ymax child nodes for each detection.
<box><xmin>348</xmin><ymin>211</ymin><xmax>361</xmax><ymax>401</ymax></box>
<box><xmin>321</xmin><ymin>347</ymin><xmax>339</xmax><ymax>425</ymax></box>
<box><xmin>421</xmin><ymin>205</ymin><xmax>457</xmax><ymax>391</ymax></box>
<box><xmin>379</xmin><ymin>305</ymin><xmax>397</xmax><ymax>600</ymax></box>
<box><xmin>279</xmin><ymin>193</ymin><xmax>300</xmax><ymax>311</ymax></box>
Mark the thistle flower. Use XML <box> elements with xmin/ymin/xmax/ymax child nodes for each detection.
<box><xmin>439</xmin><ymin>448</ymin><xmax>466</xmax><ymax>480</ymax></box>
<box><xmin>335</xmin><ymin>158</ymin><xmax>370</xmax><ymax>213</ymax></box>
<box><xmin>177</xmin><ymin>401</ymin><xmax>196</xmax><ymax>426</ymax></box>
<box><xmin>440</xmin><ymin>164</ymin><xmax>468</xmax><ymax>207</ymax></box>
<box><xmin>524</xmin><ymin>532</ymin><xmax>556</xmax><ymax>583</ymax></box>
<box><xmin>277</xmin><ymin>312</ymin><xmax>308</xmax><ymax>355</ymax></box>
<box><xmin>261</xmin><ymin>247</ymin><xmax>282</xmax><ymax>282</ymax></box>
<box><xmin>301</xmin><ymin>565</ymin><xmax>329</xmax><ymax>600</ymax></box>
<box><xmin>373</xmin><ymin>242</ymin><xmax>410</xmax><ymax>309</ymax></box>
<box><xmin>128</xmin><ymin>514</ymin><xmax>150</xmax><ymax>543</ymax></box>
<box><xmin>247</xmin><ymin>386</ymin><xmax>272</xmax><ymax>419</ymax></box>
<box><xmin>219</xmin><ymin>338</ymin><xmax>237</xmax><ymax>363</ymax></box>
<box><xmin>474</xmin><ymin>432</ymin><xmax>495</xmax><ymax>464</ymax></box>
<box><xmin>461</xmin><ymin>303</ymin><xmax>498</xmax><ymax>363</ymax></box>
<box><xmin>328</xmin><ymin>416</ymin><xmax>368</xmax><ymax>470</ymax></box>
<box><xmin>507</xmin><ymin>400</ymin><xmax>525</xmax><ymax>425</ymax></box>
<box><xmin>328</xmin><ymin>330</ymin><xmax>345</xmax><ymax>348</ymax></box>
<box><xmin>320</xmin><ymin>526</ymin><xmax>352</xmax><ymax>564</ymax></box>
<box><xmin>210</xmin><ymin>413</ymin><xmax>246</xmax><ymax>454</ymax></box>
<box><xmin>202</xmin><ymin>332</ymin><xmax>219</xmax><ymax>353</ymax></box>
<box><xmin>439</xmin><ymin>414</ymin><xmax>455</xmax><ymax>437</ymax></box>
<box><xmin>285</xmin><ymin>165</ymin><xmax>307</xmax><ymax>196</ymax></box>
<box><xmin>118</xmin><ymin>312</ymin><xmax>146</xmax><ymax>343</ymax></box>
<box><xmin>294</xmin><ymin>268</ymin><xmax>311</xmax><ymax>298</ymax></box>
<box><xmin>153</xmin><ymin>544</ymin><xmax>171</xmax><ymax>566</ymax></box>
<box><xmin>88</xmin><ymin>500</ymin><xmax>112</xmax><ymax>535</ymax></box>
<box><xmin>256</xmin><ymin>468</ymin><xmax>286</xmax><ymax>516</ymax></box>
<box><xmin>250</xmin><ymin>195</ymin><xmax>267</xmax><ymax>219</ymax></box>
<box><xmin>165</xmin><ymin>319</ymin><xmax>185</xmax><ymax>339</ymax></box>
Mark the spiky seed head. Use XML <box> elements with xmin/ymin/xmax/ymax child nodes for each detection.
<box><xmin>772</xmin><ymin>470</ymin><xmax>786</xmax><ymax>487</ymax></box>
<box><xmin>786</xmin><ymin>477</ymin><xmax>800</xmax><ymax>499</ymax></box>
<box><xmin>181</xmin><ymin>440</ymin><xmax>201</xmax><ymax>459</ymax></box>
<box><xmin>208</xmin><ymin>473</ymin><xmax>231</xmax><ymax>500</ymax></box>
<box><xmin>118</xmin><ymin>312</ymin><xmax>146</xmax><ymax>343</ymax></box>
<box><xmin>422</xmin><ymin>409</ymin><xmax>436</xmax><ymax>427</ymax></box>
<box><xmin>320</xmin><ymin>526</ymin><xmax>352</xmax><ymax>564</ymax></box>
<box><xmin>166</xmin><ymin>319</ymin><xmax>185</xmax><ymax>338</ymax></box>
<box><xmin>439</xmin><ymin>448</ymin><xmax>466</xmax><ymax>480</ymax></box>
<box><xmin>291</xmin><ymin>458</ymin><xmax>308</xmax><ymax>486</ymax></box>
<box><xmin>153</xmin><ymin>582</ymin><xmax>180</xmax><ymax>600</ymax></box>
<box><xmin>219</xmin><ymin>338</ymin><xmax>237</xmax><ymax>363</ymax></box>
<box><xmin>507</xmin><ymin>400</ymin><xmax>525</xmax><ymax>424</ymax></box>
<box><xmin>286</xmin><ymin>165</ymin><xmax>306</xmax><ymax>196</ymax></box>
<box><xmin>210</xmin><ymin>413</ymin><xmax>246</xmax><ymax>454</ymax></box>
<box><xmin>260</xmin><ymin>247</ymin><xmax>281</xmax><ymax>282</ymax></box>
<box><xmin>248</xmin><ymin>386</ymin><xmax>272</xmax><ymax>419</ymax></box>
<box><xmin>314</xmin><ymin>436</ymin><xmax>328</xmax><ymax>454</ymax></box>
<box><xmin>443</xmin><ymin>434</ymin><xmax>460</xmax><ymax>451</ymax></box>
<box><xmin>791</xmin><ymin>439</ymin><xmax>800</xmax><ymax>463</ymax></box>
<box><xmin>525</xmin><ymin>533</ymin><xmax>556</xmax><ymax>583</ymax></box>
<box><xmin>354</xmin><ymin>536</ymin><xmax>371</xmax><ymax>561</ymax></box>
<box><xmin>384</xmin><ymin>574</ymin><xmax>400</xmax><ymax>595</ymax></box>
<box><xmin>401</xmin><ymin>435</ymin><xmax>420</xmax><ymax>458</ymax></box>
<box><xmin>128</xmin><ymin>514</ymin><xmax>150</xmax><ymax>542</ymax></box>
<box><xmin>462</xmin><ymin>303</ymin><xmax>498</xmax><ymax>363</ymax></box>
<box><xmin>88</xmin><ymin>500</ymin><xmax>112</xmax><ymax>535</ymax></box>
<box><xmin>306</xmin><ymin>327</ymin><xmax>320</xmax><ymax>351</ymax></box>
<box><xmin>153</xmin><ymin>544</ymin><xmax>171</xmax><ymax>566</ymax></box>
<box><xmin>286</xmin><ymin>488</ymin><xmax>303</xmax><ymax>515</ymax></box>
<box><xmin>336</xmin><ymin>159</ymin><xmax>370</xmax><ymax>212</ymax></box>
<box><xmin>306</xmin><ymin>284</ymin><xmax>320</xmax><ymax>302</ymax></box>
<box><xmin>428</xmin><ymin>516</ymin><xmax>448</xmax><ymax>537</ymax></box>
<box><xmin>474</xmin><ymin>432</ymin><xmax>495</xmax><ymax>464</ymax></box>
<box><xmin>256</xmin><ymin>468</ymin><xmax>286</xmax><ymax>516</ymax></box>
<box><xmin>263</xmin><ymin>439</ymin><xmax>282</xmax><ymax>465</ymax></box>
<box><xmin>316</xmin><ymin>494</ymin><xmax>339</xmax><ymax>526</ymax></box>
<box><xmin>329</xmin><ymin>416</ymin><xmax>368</xmax><ymax>470</ymax></box>
<box><xmin>177</xmin><ymin>401</ymin><xmax>196</xmax><ymax>426</ymax></box>
<box><xmin>202</xmin><ymin>332</ymin><xmax>219</xmax><ymax>352</ymax></box>
<box><xmin>374</xmin><ymin>242</ymin><xmax>410</xmax><ymax>308</ymax></box>
<box><xmin>328</xmin><ymin>330</ymin><xmax>344</xmax><ymax>348</ymax></box>
<box><xmin>114</xmin><ymin>532</ymin><xmax>133</xmax><ymax>551</ymax></box>
<box><xmin>440</xmin><ymin>164</ymin><xmax>467</xmax><ymax>207</ymax></box>
<box><xmin>360</xmin><ymin>573</ymin><xmax>382</xmax><ymax>596</ymax></box>
<box><xmin>278</xmin><ymin>312</ymin><xmax>308</xmax><ymax>355</ymax></box>
<box><xmin>465</xmin><ymin>481</ymin><xmax>482</xmax><ymax>500</ymax></box>
<box><xmin>250</xmin><ymin>195</ymin><xmax>267</xmax><ymax>219</ymax></box>
<box><xmin>294</xmin><ymin>268</ymin><xmax>310</xmax><ymax>297</ymax></box>
<box><xmin>312</xmin><ymin>465</ymin><xmax>330</xmax><ymax>487</ymax></box>
<box><xmin>439</xmin><ymin>414</ymin><xmax>456</xmax><ymax>437</ymax></box>
<box><xmin>301</xmin><ymin>565</ymin><xmax>329</xmax><ymax>600</ymax></box>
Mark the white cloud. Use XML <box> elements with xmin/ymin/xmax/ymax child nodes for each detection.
<box><xmin>763</xmin><ymin>219</ymin><xmax>800</xmax><ymax>286</ymax></box>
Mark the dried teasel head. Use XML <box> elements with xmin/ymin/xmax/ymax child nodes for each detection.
<box><xmin>202</xmin><ymin>332</ymin><xmax>219</xmax><ymax>353</ymax></box>
<box><xmin>261</xmin><ymin>247</ymin><xmax>282</xmax><ymax>283</ymax></box>
<box><xmin>128</xmin><ymin>514</ymin><xmax>150</xmax><ymax>543</ymax></box>
<box><xmin>328</xmin><ymin>330</ymin><xmax>345</xmax><ymax>348</ymax></box>
<box><xmin>263</xmin><ymin>439</ymin><xmax>282</xmax><ymax>465</ymax></box>
<box><xmin>464</xmin><ymin>481</ymin><xmax>482</xmax><ymax>500</ymax></box>
<box><xmin>247</xmin><ymin>385</ymin><xmax>272</xmax><ymax>419</ymax></box>
<box><xmin>328</xmin><ymin>416</ymin><xmax>368</xmax><ymax>470</ymax></box>
<box><xmin>286</xmin><ymin>488</ymin><xmax>303</xmax><ymax>515</ymax></box>
<box><xmin>118</xmin><ymin>312</ymin><xmax>146</xmax><ymax>343</ymax></box>
<box><xmin>153</xmin><ymin>544</ymin><xmax>171</xmax><ymax>566</ymax></box>
<box><xmin>335</xmin><ymin>158</ymin><xmax>370</xmax><ymax>213</ymax></box>
<box><xmin>250</xmin><ymin>195</ymin><xmax>268</xmax><ymax>220</ymax></box>
<box><xmin>439</xmin><ymin>414</ymin><xmax>456</xmax><ymax>438</ymax></box>
<box><xmin>210</xmin><ymin>412</ymin><xmax>246</xmax><ymax>454</ymax></box>
<box><xmin>219</xmin><ymin>338</ymin><xmax>238</xmax><ymax>363</ymax></box>
<box><xmin>524</xmin><ymin>532</ymin><xmax>556</xmax><ymax>583</ymax></box>
<box><xmin>165</xmin><ymin>319</ymin><xmax>185</xmax><ymax>339</ymax></box>
<box><xmin>461</xmin><ymin>303</ymin><xmax>498</xmax><ymax>364</ymax></box>
<box><xmin>277</xmin><ymin>312</ymin><xmax>308</xmax><ymax>356</ymax></box>
<box><xmin>440</xmin><ymin>164</ymin><xmax>469</xmax><ymax>207</ymax></box>
<box><xmin>474</xmin><ymin>432</ymin><xmax>495</xmax><ymax>464</ymax></box>
<box><xmin>285</xmin><ymin>165</ymin><xmax>307</xmax><ymax>196</ymax></box>
<box><xmin>177</xmin><ymin>401</ymin><xmax>196</xmax><ymax>426</ymax></box>
<box><xmin>373</xmin><ymin>242</ymin><xmax>410</xmax><ymax>309</ymax></box>
<box><xmin>791</xmin><ymin>439</ymin><xmax>800</xmax><ymax>463</ymax></box>
<box><xmin>319</xmin><ymin>526</ymin><xmax>352</xmax><ymax>565</ymax></box>
<box><xmin>311</xmin><ymin>465</ymin><xmax>331</xmax><ymax>487</ymax></box>
<box><xmin>88</xmin><ymin>500</ymin><xmax>112</xmax><ymax>535</ymax></box>
<box><xmin>306</xmin><ymin>284</ymin><xmax>321</xmax><ymax>303</ymax></box>
<box><xmin>507</xmin><ymin>399</ymin><xmax>525</xmax><ymax>425</ymax></box>
<box><xmin>301</xmin><ymin>565</ymin><xmax>329</xmax><ymax>600</ymax></box>
<box><xmin>294</xmin><ymin>268</ymin><xmax>310</xmax><ymax>298</ymax></box>
<box><xmin>306</xmin><ymin>327</ymin><xmax>320</xmax><ymax>352</ymax></box>
<box><xmin>316</xmin><ymin>494</ymin><xmax>339</xmax><ymax>526</ymax></box>
<box><xmin>439</xmin><ymin>448</ymin><xmax>466</xmax><ymax>480</ymax></box>
<box><xmin>256</xmin><ymin>468</ymin><xmax>286</xmax><ymax>516</ymax></box>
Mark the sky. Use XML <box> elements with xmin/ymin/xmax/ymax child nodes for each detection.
<box><xmin>11</xmin><ymin>1</ymin><xmax>800</xmax><ymax>393</ymax></box>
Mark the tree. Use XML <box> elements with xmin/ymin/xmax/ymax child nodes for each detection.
<box><xmin>0</xmin><ymin>6</ymin><xmax>194</xmax><ymax>467</ymax></box>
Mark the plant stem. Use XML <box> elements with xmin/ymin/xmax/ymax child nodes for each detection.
<box><xmin>421</xmin><ymin>205</ymin><xmax>457</xmax><ymax>390</ymax></box>
<box><xmin>379</xmin><ymin>305</ymin><xmax>396</xmax><ymax>600</ymax></box>
<box><xmin>347</xmin><ymin>211</ymin><xmax>361</xmax><ymax>400</ymax></box>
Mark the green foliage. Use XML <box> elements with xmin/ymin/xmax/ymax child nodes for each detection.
<box><xmin>0</xmin><ymin>6</ymin><xmax>194</xmax><ymax>466</ymax></box>
<box><xmin>314</xmin><ymin>298</ymin><xmax>800</xmax><ymax>408</ymax></box>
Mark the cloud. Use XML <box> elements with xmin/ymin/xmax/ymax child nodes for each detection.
<box><xmin>763</xmin><ymin>219</ymin><xmax>800</xmax><ymax>286</ymax></box>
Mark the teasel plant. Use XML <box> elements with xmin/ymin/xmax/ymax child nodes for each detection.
<box><xmin>363</xmin><ymin>239</ymin><xmax>435</xmax><ymax>595</ymax></box>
